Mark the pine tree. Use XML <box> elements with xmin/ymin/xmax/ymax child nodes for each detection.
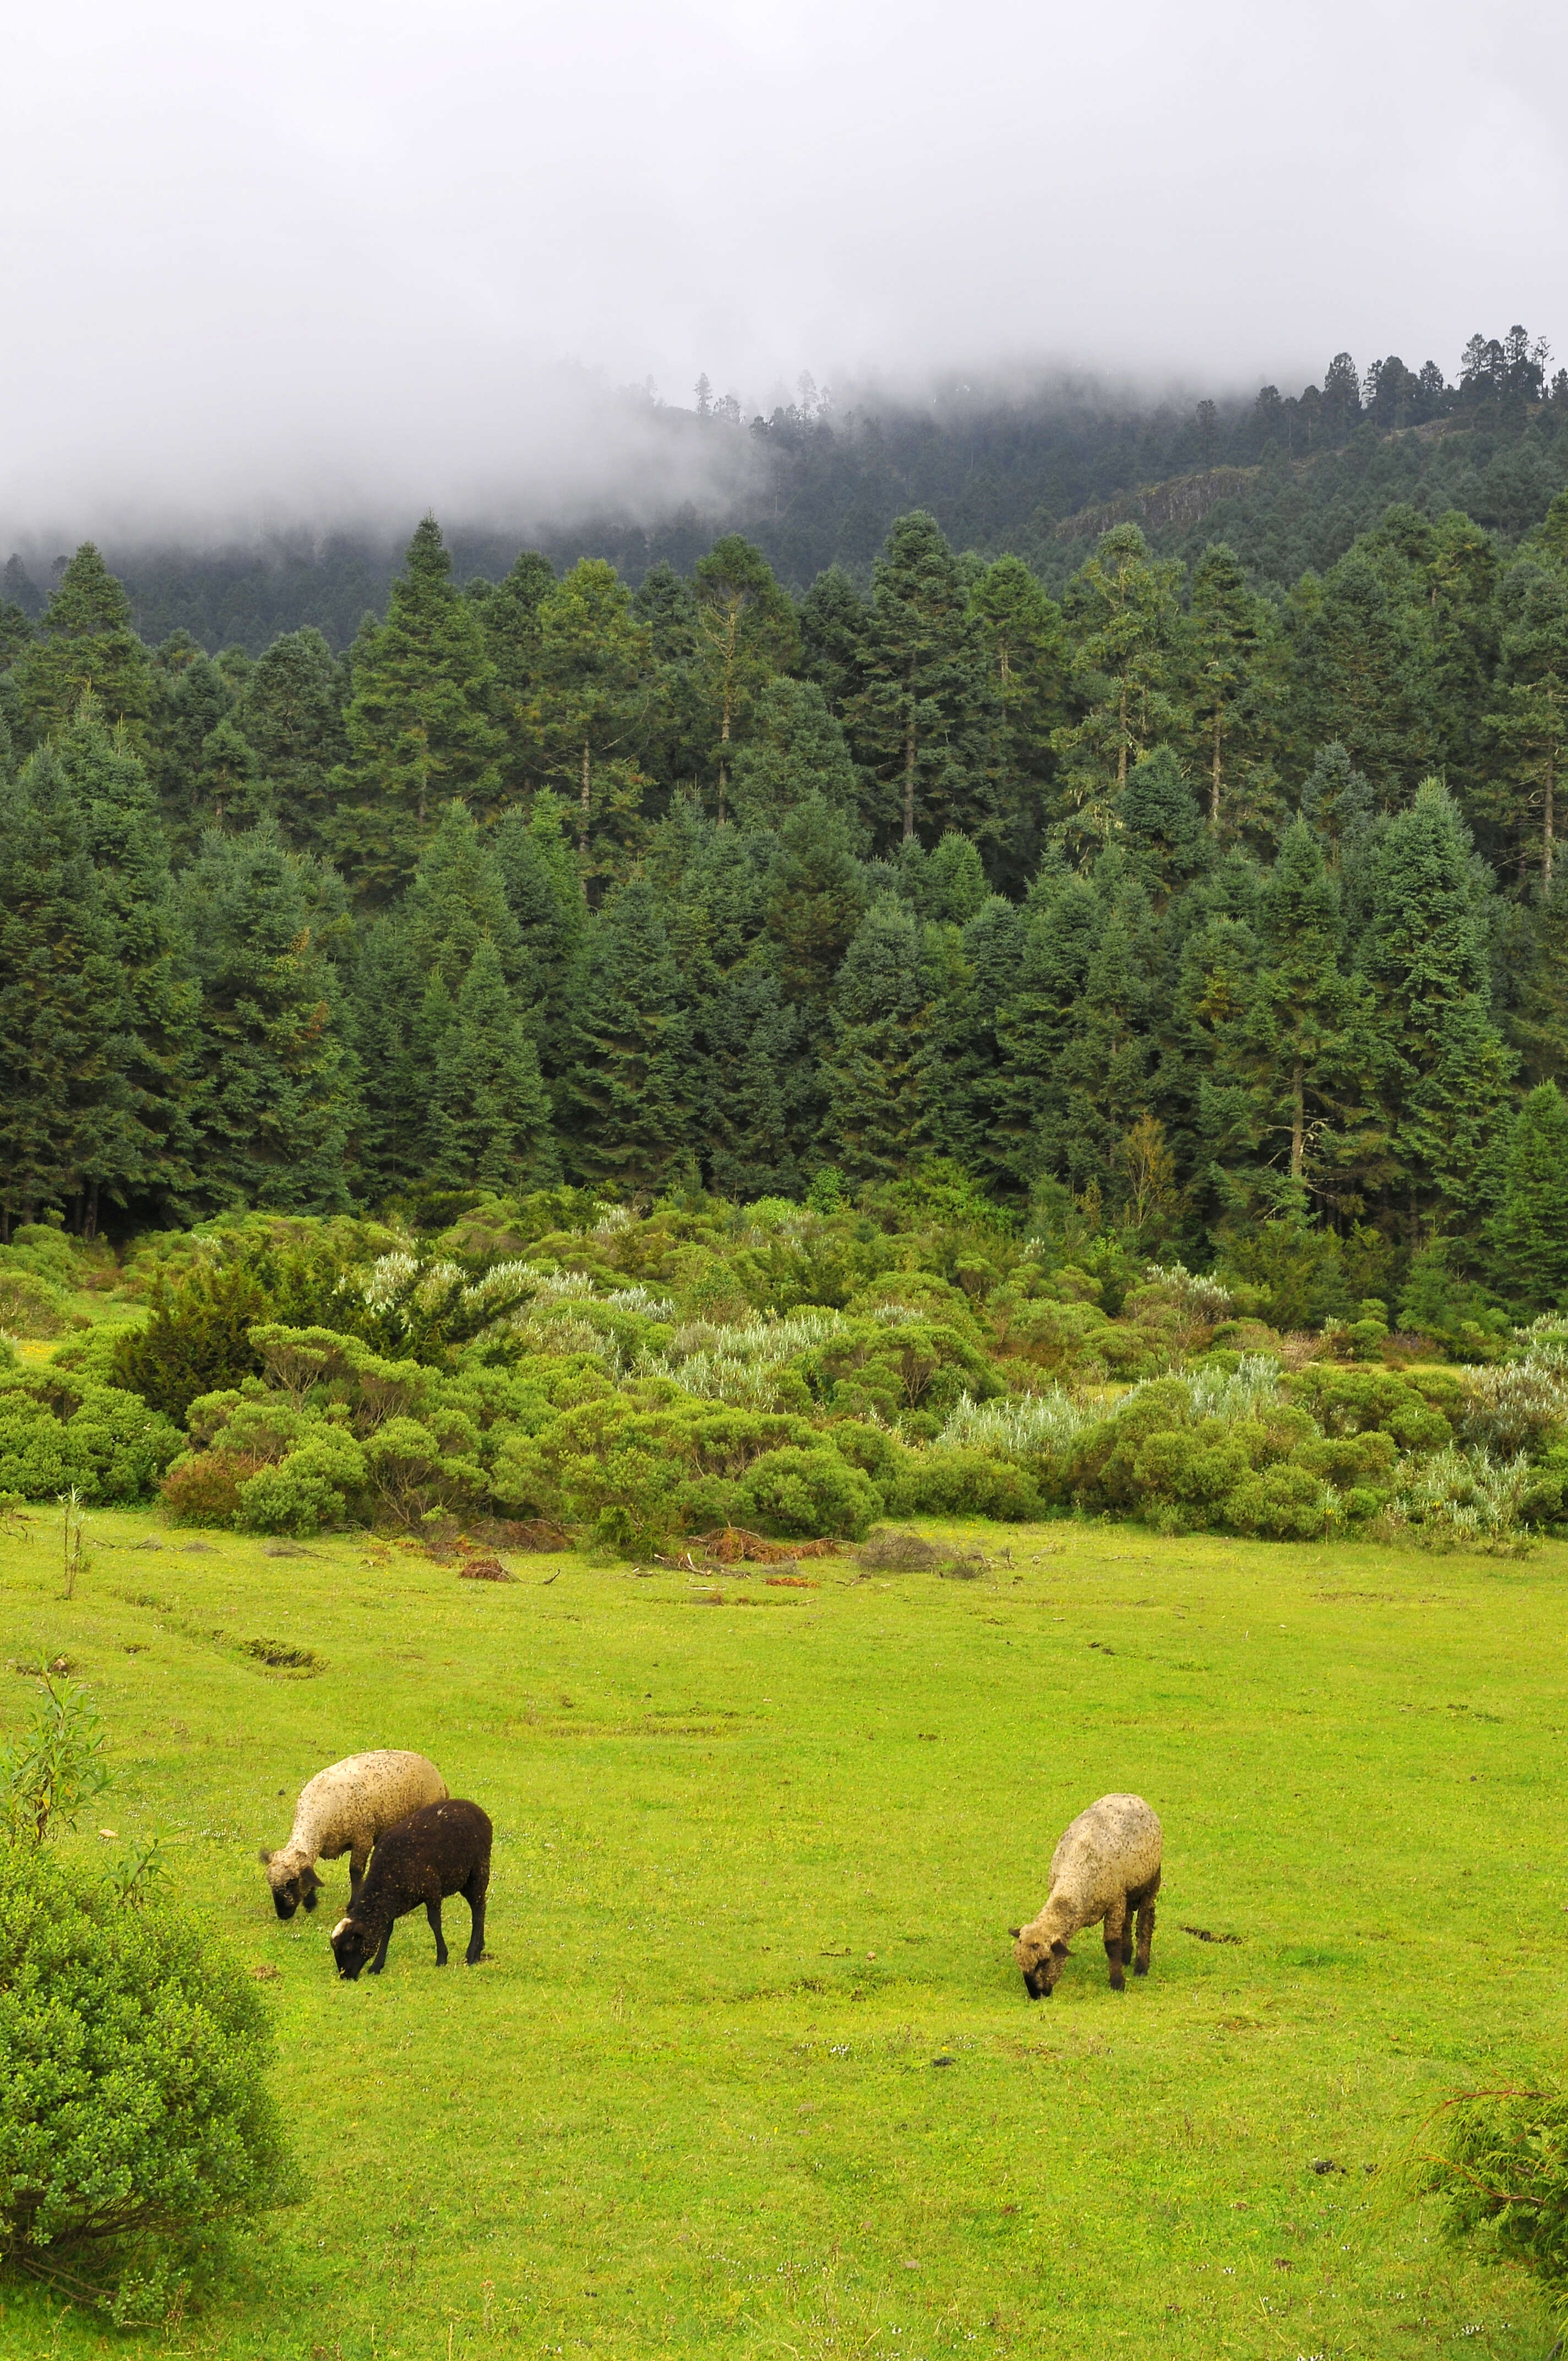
<box><xmin>1183</xmin><ymin>542</ymin><xmax>1275</xmax><ymax>831</ymax></box>
<box><xmin>798</xmin><ymin>565</ymin><xmax>870</xmax><ymax>716</ymax></box>
<box><xmin>993</xmin><ymin>863</ymin><xmax>1105</xmax><ymax>1190</ymax></box>
<box><xmin>196</xmin><ymin>719</ymin><xmax>271</xmax><ymax>831</ymax></box>
<box><xmin>1482</xmin><ymin>561</ymin><xmax>1568</xmax><ymax>890</ymax></box>
<box><xmin>492</xmin><ymin>792</ymin><xmax>587</xmax><ymax>1065</ymax></box>
<box><xmin>1119</xmin><ymin>748</ymin><xmax>1207</xmax><ymax>906</ymax></box>
<box><xmin>350</xmin><ymin>916</ymin><xmax>426</xmax><ymax>1199</ymax></box>
<box><xmin>699</xmin><ymin>957</ymin><xmax>808</xmax><ymax>1201</ymax></box>
<box><xmin>819</xmin><ymin>896</ymin><xmax>939</xmax><ymax>1179</ymax></box>
<box><xmin>53</xmin><ymin>706</ymin><xmax>199</xmax><ymax>1227</ymax></box>
<box><xmin>1052</xmin><ymin>525</ymin><xmax>1182</xmax><ymax>841</ymax></box>
<box><xmin>558</xmin><ymin>878</ymin><xmax>695</xmax><ymax>1191</ymax></box>
<box><xmin>423</xmin><ymin>939</ymin><xmax>557</xmax><ymax>1192</ymax></box>
<box><xmin>1486</xmin><ymin>1082</ymin><xmax>1568</xmax><ymax>1313</ymax></box>
<box><xmin>177</xmin><ymin>822</ymin><xmax>358</xmax><ymax>1211</ymax></box>
<box><xmin>233</xmin><ymin>626</ymin><xmax>346</xmax><ymax>852</ymax></box>
<box><xmin>0</xmin><ymin>749</ymin><xmax>124</xmax><ymax>1232</ymax></box>
<box><xmin>530</xmin><ymin>559</ymin><xmax>652</xmax><ymax>884</ymax></box>
<box><xmin>1358</xmin><ymin>780</ymin><xmax>1513</xmax><ymax>1231</ymax></box>
<box><xmin>761</xmin><ymin>794</ymin><xmax>869</xmax><ymax>1035</ymax></box>
<box><xmin>929</xmin><ymin>894</ymin><xmax>1024</xmax><ymax>1194</ymax></box>
<box><xmin>402</xmin><ymin>798</ymin><xmax>530</xmax><ymax>995</ymax></box>
<box><xmin>727</xmin><ymin>678</ymin><xmax>859</xmax><ymax>828</ymax></box>
<box><xmin>1289</xmin><ymin>551</ymin><xmax>1436</xmax><ymax>795</ymax></box>
<box><xmin>691</xmin><ymin>537</ymin><xmax>799</xmax><ymax>823</ymax></box>
<box><xmin>13</xmin><ymin>545</ymin><xmax>153</xmax><ymax>749</ymax></box>
<box><xmin>146</xmin><ymin>648</ymin><xmax>237</xmax><ymax>844</ymax></box>
<box><xmin>327</xmin><ymin>517</ymin><xmax>505</xmax><ymax>901</ymax></box>
<box><xmin>846</xmin><ymin>513</ymin><xmax>995</xmax><ymax>846</ymax></box>
<box><xmin>1509</xmin><ymin>881</ymin><xmax>1568</xmax><ymax>1086</ymax></box>
<box><xmin>969</xmin><ymin>556</ymin><xmax>1066</xmax><ymax>881</ymax></box>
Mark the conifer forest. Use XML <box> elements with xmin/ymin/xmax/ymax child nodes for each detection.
<box><xmin>7</xmin><ymin>335</ymin><xmax>1568</xmax><ymax>1554</ymax></box>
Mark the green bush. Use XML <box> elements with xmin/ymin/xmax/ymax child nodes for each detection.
<box><xmin>0</xmin><ymin>1845</ymin><xmax>302</xmax><ymax>2319</ymax></box>
<box><xmin>0</xmin><ymin>1375</ymin><xmax>181</xmax><ymax>1504</ymax></box>
<box><xmin>1224</xmin><ymin>1464</ymin><xmax>1334</xmax><ymax>1540</ymax></box>
<box><xmin>0</xmin><ymin>1269</ymin><xmax>72</xmax><ymax>1339</ymax></box>
<box><xmin>739</xmin><ymin>1446</ymin><xmax>881</xmax><ymax>1539</ymax></box>
<box><xmin>884</xmin><ymin>1447</ymin><xmax>1042</xmax><ymax>1522</ymax></box>
<box><xmin>235</xmin><ymin>1432</ymin><xmax>369</xmax><ymax>1536</ymax></box>
<box><xmin>1417</xmin><ymin>2080</ymin><xmax>1568</xmax><ymax>2309</ymax></box>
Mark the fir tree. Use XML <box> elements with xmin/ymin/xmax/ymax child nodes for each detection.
<box><xmin>1358</xmin><ymin>780</ymin><xmax>1513</xmax><ymax>1230</ymax></box>
<box><xmin>0</xmin><ymin>749</ymin><xmax>124</xmax><ymax>1232</ymax></box>
<box><xmin>1482</xmin><ymin>562</ymin><xmax>1568</xmax><ymax>890</ymax></box>
<box><xmin>53</xmin><ymin>707</ymin><xmax>199</xmax><ymax>1226</ymax></box>
<box><xmin>1119</xmin><ymin>747</ymin><xmax>1207</xmax><ymax>906</ymax></box>
<box><xmin>846</xmin><ymin>513</ymin><xmax>995</xmax><ymax>846</ymax></box>
<box><xmin>423</xmin><ymin>939</ymin><xmax>557</xmax><ymax>1191</ymax></box>
<box><xmin>177</xmin><ymin>822</ymin><xmax>358</xmax><ymax>1211</ymax></box>
<box><xmin>1184</xmin><ymin>542</ymin><xmax>1275</xmax><ymax>831</ymax></box>
<box><xmin>558</xmin><ymin>878</ymin><xmax>695</xmax><ymax>1190</ymax></box>
<box><xmin>233</xmin><ymin>626</ymin><xmax>346</xmax><ymax>852</ymax></box>
<box><xmin>1486</xmin><ymin>1082</ymin><xmax>1568</xmax><ymax>1313</ymax></box>
<box><xmin>402</xmin><ymin>798</ymin><xmax>530</xmax><ymax>995</ymax></box>
<box><xmin>530</xmin><ymin>559</ymin><xmax>652</xmax><ymax>883</ymax></box>
<box><xmin>761</xmin><ymin>794</ymin><xmax>869</xmax><ymax>1035</ymax></box>
<box><xmin>691</xmin><ymin>537</ymin><xmax>799</xmax><ymax>823</ymax></box>
<box><xmin>492</xmin><ymin>792</ymin><xmax>587</xmax><ymax>1063</ymax></box>
<box><xmin>146</xmin><ymin>648</ymin><xmax>237</xmax><ymax>844</ymax></box>
<box><xmin>350</xmin><ymin>917</ymin><xmax>426</xmax><ymax>1199</ymax></box>
<box><xmin>798</xmin><ymin>565</ymin><xmax>870</xmax><ymax>716</ymax></box>
<box><xmin>969</xmin><ymin>556</ymin><xmax>1066</xmax><ymax>884</ymax></box>
<box><xmin>699</xmin><ymin>958</ymin><xmax>808</xmax><ymax>1201</ymax></box>
<box><xmin>1289</xmin><ymin>551</ymin><xmax>1436</xmax><ymax>794</ymax></box>
<box><xmin>197</xmin><ymin>719</ymin><xmax>271</xmax><ymax>832</ymax></box>
<box><xmin>1052</xmin><ymin>525</ymin><xmax>1182</xmax><ymax>840</ymax></box>
<box><xmin>929</xmin><ymin>894</ymin><xmax>1024</xmax><ymax>1194</ymax></box>
<box><xmin>13</xmin><ymin>545</ymin><xmax>153</xmax><ymax>749</ymax></box>
<box><xmin>819</xmin><ymin>896</ymin><xmax>938</xmax><ymax>1179</ymax></box>
<box><xmin>327</xmin><ymin>517</ymin><xmax>504</xmax><ymax>901</ymax></box>
<box><xmin>727</xmin><ymin>678</ymin><xmax>859</xmax><ymax>828</ymax></box>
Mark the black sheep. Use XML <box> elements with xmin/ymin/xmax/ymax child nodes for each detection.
<box><xmin>329</xmin><ymin>1799</ymin><xmax>492</xmax><ymax>1979</ymax></box>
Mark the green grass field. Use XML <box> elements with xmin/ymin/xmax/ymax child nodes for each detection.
<box><xmin>0</xmin><ymin>1503</ymin><xmax>1559</xmax><ymax>2360</ymax></box>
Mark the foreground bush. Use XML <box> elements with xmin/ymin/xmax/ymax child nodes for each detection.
<box><xmin>0</xmin><ymin>1372</ymin><xmax>181</xmax><ymax>1503</ymax></box>
<box><xmin>1418</xmin><ymin>2080</ymin><xmax>1568</xmax><ymax>2313</ymax></box>
<box><xmin>0</xmin><ymin>1845</ymin><xmax>302</xmax><ymax>2319</ymax></box>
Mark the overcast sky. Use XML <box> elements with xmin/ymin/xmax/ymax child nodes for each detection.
<box><xmin>3</xmin><ymin>0</ymin><xmax>1566</xmax><ymax>542</ymax></box>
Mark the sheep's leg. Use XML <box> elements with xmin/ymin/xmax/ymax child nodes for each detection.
<box><xmin>1102</xmin><ymin>1898</ymin><xmax>1128</xmax><ymax>1992</ymax></box>
<box><xmin>349</xmin><ymin>1845</ymin><xmax>370</xmax><ymax>1902</ymax></box>
<box><xmin>1133</xmin><ymin>1870</ymin><xmax>1160</xmax><ymax>1977</ymax></box>
<box><xmin>368</xmin><ymin>1923</ymin><xmax>393</xmax><ymax>1976</ymax></box>
<box><xmin>427</xmin><ymin>1899</ymin><xmax>449</xmax><ymax>1967</ymax></box>
<box><xmin>464</xmin><ymin>1867</ymin><xmax>489</xmax><ymax>1965</ymax></box>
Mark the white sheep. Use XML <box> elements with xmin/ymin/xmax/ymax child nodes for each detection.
<box><xmin>1010</xmin><ymin>1792</ymin><xmax>1162</xmax><ymax>1997</ymax></box>
<box><xmin>260</xmin><ymin>1750</ymin><xmax>449</xmax><ymax>1920</ymax></box>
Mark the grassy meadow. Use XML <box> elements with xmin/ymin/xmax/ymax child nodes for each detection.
<box><xmin>0</xmin><ymin>1503</ymin><xmax>1559</xmax><ymax>2360</ymax></box>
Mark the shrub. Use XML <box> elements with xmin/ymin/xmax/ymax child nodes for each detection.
<box><xmin>234</xmin><ymin>1432</ymin><xmax>368</xmax><ymax>1536</ymax></box>
<box><xmin>1224</xmin><ymin>1464</ymin><xmax>1334</xmax><ymax>1541</ymax></box>
<box><xmin>110</xmin><ymin>1262</ymin><xmax>272</xmax><ymax>1422</ymax></box>
<box><xmin>884</xmin><ymin>1447</ymin><xmax>1041</xmax><ymax>1522</ymax></box>
<box><xmin>1417</xmin><ymin>2080</ymin><xmax>1568</xmax><ymax>2309</ymax></box>
<box><xmin>739</xmin><ymin>1446</ymin><xmax>881</xmax><ymax>1539</ymax></box>
<box><xmin>0</xmin><ymin>1667</ymin><xmax>111</xmax><ymax>1846</ymax></box>
<box><xmin>1456</xmin><ymin>1356</ymin><xmax>1568</xmax><ymax>1456</ymax></box>
<box><xmin>0</xmin><ymin>1376</ymin><xmax>181</xmax><ymax>1504</ymax></box>
<box><xmin>0</xmin><ymin>1844</ymin><xmax>302</xmax><ymax>2319</ymax></box>
<box><xmin>160</xmin><ymin>1452</ymin><xmax>252</xmax><ymax>1527</ymax></box>
<box><xmin>0</xmin><ymin>1269</ymin><xmax>71</xmax><ymax>1339</ymax></box>
<box><xmin>1381</xmin><ymin>1445</ymin><xmax>1532</xmax><ymax>1553</ymax></box>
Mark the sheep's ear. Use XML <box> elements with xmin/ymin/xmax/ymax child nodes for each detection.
<box><xmin>258</xmin><ymin>1849</ymin><xmax>274</xmax><ymax>1866</ymax></box>
<box><xmin>1050</xmin><ymin>1939</ymin><xmax>1071</xmax><ymax>1958</ymax></box>
<box><xmin>301</xmin><ymin>1864</ymin><xmax>322</xmax><ymax>1891</ymax></box>
<box><xmin>330</xmin><ymin>1918</ymin><xmax>351</xmax><ymax>1940</ymax></box>
<box><xmin>1008</xmin><ymin>1927</ymin><xmax>1021</xmax><ymax>1940</ymax></box>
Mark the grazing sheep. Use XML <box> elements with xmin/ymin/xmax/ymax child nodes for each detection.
<box><xmin>330</xmin><ymin>1799</ymin><xmax>492</xmax><ymax>1979</ymax></box>
<box><xmin>260</xmin><ymin>1749</ymin><xmax>449</xmax><ymax>1921</ymax></box>
<box><xmin>1010</xmin><ymin>1793</ymin><xmax>1162</xmax><ymax>1998</ymax></box>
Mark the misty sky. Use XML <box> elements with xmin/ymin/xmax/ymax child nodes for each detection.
<box><xmin>4</xmin><ymin>0</ymin><xmax>1566</xmax><ymax>540</ymax></box>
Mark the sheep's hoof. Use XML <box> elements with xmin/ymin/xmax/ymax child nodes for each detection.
<box><xmin>1133</xmin><ymin>1960</ymin><xmax>1148</xmax><ymax>1976</ymax></box>
<box><xmin>1108</xmin><ymin>1970</ymin><xmax>1125</xmax><ymax>1992</ymax></box>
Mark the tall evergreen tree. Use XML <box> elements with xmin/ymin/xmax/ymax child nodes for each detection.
<box><xmin>728</xmin><ymin>678</ymin><xmax>858</xmax><ymax>828</ymax></box>
<box><xmin>1482</xmin><ymin>562</ymin><xmax>1568</xmax><ymax>890</ymax></box>
<box><xmin>421</xmin><ymin>939</ymin><xmax>556</xmax><ymax>1192</ymax></box>
<box><xmin>13</xmin><ymin>545</ymin><xmax>153</xmax><ymax>749</ymax></box>
<box><xmin>402</xmin><ymin>798</ymin><xmax>530</xmax><ymax>994</ymax></box>
<box><xmin>761</xmin><ymin>795</ymin><xmax>869</xmax><ymax>1036</ymax></box>
<box><xmin>1183</xmin><ymin>542</ymin><xmax>1275</xmax><ymax>832</ymax></box>
<box><xmin>558</xmin><ymin>878</ymin><xmax>695</xmax><ymax>1190</ymax></box>
<box><xmin>233</xmin><ymin>626</ymin><xmax>346</xmax><ymax>852</ymax></box>
<box><xmin>530</xmin><ymin>559</ymin><xmax>652</xmax><ymax>883</ymax></box>
<box><xmin>1052</xmin><ymin>525</ymin><xmax>1183</xmax><ymax>844</ymax></box>
<box><xmin>1358</xmin><ymin>781</ymin><xmax>1513</xmax><ymax>1231</ymax></box>
<box><xmin>492</xmin><ymin>792</ymin><xmax>588</xmax><ymax>1063</ymax></box>
<box><xmin>1289</xmin><ymin>551</ymin><xmax>1436</xmax><ymax>794</ymax></box>
<box><xmin>53</xmin><ymin>708</ymin><xmax>199</xmax><ymax>1226</ymax></box>
<box><xmin>0</xmin><ymin>749</ymin><xmax>123</xmax><ymax>1232</ymax></box>
<box><xmin>177</xmin><ymin>822</ymin><xmax>358</xmax><ymax>1211</ymax></box>
<box><xmin>691</xmin><ymin>537</ymin><xmax>799</xmax><ymax>822</ymax></box>
<box><xmin>846</xmin><ymin>513</ymin><xmax>995</xmax><ymax>846</ymax></box>
<box><xmin>969</xmin><ymin>556</ymin><xmax>1066</xmax><ymax>877</ymax></box>
<box><xmin>327</xmin><ymin>517</ymin><xmax>504</xmax><ymax>901</ymax></box>
<box><xmin>819</xmin><ymin>897</ymin><xmax>939</xmax><ymax>1179</ymax></box>
<box><xmin>1235</xmin><ymin>819</ymin><xmax>1369</xmax><ymax>1197</ymax></box>
<box><xmin>798</xmin><ymin>565</ymin><xmax>870</xmax><ymax>716</ymax></box>
<box><xmin>1486</xmin><ymin>1082</ymin><xmax>1568</xmax><ymax>1313</ymax></box>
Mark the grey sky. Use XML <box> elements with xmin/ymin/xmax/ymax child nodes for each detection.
<box><xmin>3</xmin><ymin>0</ymin><xmax>1565</xmax><ymax>539</ymax></box>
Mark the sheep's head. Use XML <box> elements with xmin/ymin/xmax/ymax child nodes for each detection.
<box><xmin>330</xmin><ymin>1914</ymin><xmax>374</xmax><ymax>1980</ymax></box>
<box><xmin>260</xmin><ymin>1850</ymin><xmax>322</xmax><ymax>1921</ymax></box>
<box><xmin>1011</xmin><ymin>1923</ymin><xmax>1070</xmax><ymax>1999</ymax></box>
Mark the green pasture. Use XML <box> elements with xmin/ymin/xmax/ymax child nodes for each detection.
<box><xmin>0</xmin><ymin>1504</ymin><xmax>1560</xmax><ymax>2360</ymax></box>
